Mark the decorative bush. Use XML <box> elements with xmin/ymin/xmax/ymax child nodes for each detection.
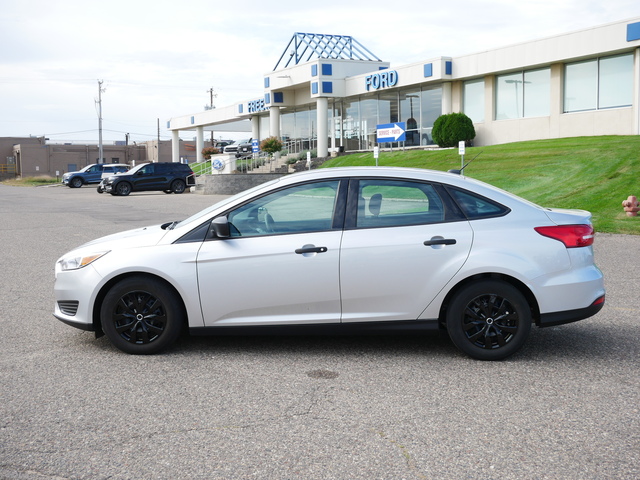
<box><xmin>259</xmin><ymin>136</ymin><xmax>283</xmax><ymax>156</ymax></box>
<box><xmin>432</xmin><ymin>113</ymin><xmax>476</xmax><ymax>148</ymax></box>
<box><xmin>201</xmin><ymin>146</ymin><xmax>219</xmax><ymax>159</ymax></box>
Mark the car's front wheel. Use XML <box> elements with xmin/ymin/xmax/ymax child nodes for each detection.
<box><xmin>446</xmin><ymin>280</ymin><xmax>532</xmax><ymax>361</ymax></box>
<box><xmin>100</xmin><ymin>276</ymin><xmax>184</xmax><ymax>354</ymax></box>
<box><xmin>114</xmin><ymin>182</ymin><xmax>132</xmax><ymax>196</ymax></box>
<box><xmin>171</xmin><ymin>179</ymin><xmax>186</xmax><ymax>194</ymax></box>
<box><xmin>70</xmin><ymin>177</ymin><xmax>83</xmax><ymax>188</ymax></box>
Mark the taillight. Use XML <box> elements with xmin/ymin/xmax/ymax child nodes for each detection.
<box><xmin>534</xmin><ymin>224</ymin><xmax>594</xmax><ymax>248</ymax></box>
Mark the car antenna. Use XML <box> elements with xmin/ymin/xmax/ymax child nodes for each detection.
<box><xmin>448</xmin><ymin>151</ymin><xmax>482</xmax><ymax>175</ymax></box>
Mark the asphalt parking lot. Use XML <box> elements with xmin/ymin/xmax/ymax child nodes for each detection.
<box><xmin>1</xmin><ymin>183</ymin><xmax>638</xmax><ymax>480</ymax></box>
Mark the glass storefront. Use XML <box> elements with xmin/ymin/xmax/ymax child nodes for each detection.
<box><xmin>281</xmin><ymin>86</ymin><xmax>443</xmax><ymax>154</ymax></box>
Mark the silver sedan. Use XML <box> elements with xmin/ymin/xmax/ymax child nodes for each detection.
<box><xmin>54</xmin><ymin>167</ymin><xmax>605</xmax><ymax>360</ymax></box>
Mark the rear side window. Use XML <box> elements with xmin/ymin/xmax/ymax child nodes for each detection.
<box><xmin>447</xmin><ymin>187</ymin><xmax>510</xmax><ymax>219</ymax></box>
<box><xmin>355</xmin><ymin>179</ymin><xmax>446</xmax><ymax>228</ymax></box>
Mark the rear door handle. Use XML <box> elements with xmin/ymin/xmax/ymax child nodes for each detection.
<box><xmin>295</xmin><ymin>246</ymin><xmax>328</xmax><ymax>254</ymax></box>
<box><xmin>423</xmin><ymin>238</ymin><xmax>457</xmax><ymax>246</ymax></box>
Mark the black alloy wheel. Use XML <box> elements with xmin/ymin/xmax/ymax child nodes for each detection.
<box><xmin>171</xmin><ymin>179</ymin><xmax>186</xmax><ymax>194</ymax></box>
<box><xmin>115</xmin><ymin>182</ymin><xmax>132</xmax><ymax>196</ymax></box>
<box><xmin>100</xmin><ymin>276</ymin><xmax>184</xmax><ymax>354</ymax></box>
<box><xmin>446</xmin><ymin>280</ymin><xmax>532</xmax><ymax>360</ymax></box>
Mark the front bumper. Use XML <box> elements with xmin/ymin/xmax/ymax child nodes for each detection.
<box><xmin>53</xmin><ymin>264</ymin><xmax>104</xmax><ymax>331</ymax></box>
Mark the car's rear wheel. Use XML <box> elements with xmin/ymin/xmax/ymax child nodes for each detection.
<box><xmin>446</xmin><ymin>280</ymin><xmax>531</xmax><ymax>361</ymax></box>
<box><xmin>171</xmin><ymin>179</ymin><xmax>186</xmax><ymax>194</ymax></box>
<box><xmin>70</xmin><ymin>177</ymin><xmax>83</xmax><ymax>188</ymax></box>
<box><xmin>115</xmin><ymin>182</ymin><xmax>132</xmax><ymax>196</ymax></box>
<box><xmin>100</xmin><ymin>276</ymin><xmax>184</xmax><ymax>354</ymax></box>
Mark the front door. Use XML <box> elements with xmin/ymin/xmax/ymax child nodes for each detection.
<box><xmin>196</xmin><ymin>179</ymin><xmax>346</xmax><ymax>326</ymax></box>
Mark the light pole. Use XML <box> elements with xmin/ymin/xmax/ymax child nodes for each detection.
<box><xmin>97</xmin><ymin>80</ymin><xmax>105</xmax><ymax>163</ymax></box>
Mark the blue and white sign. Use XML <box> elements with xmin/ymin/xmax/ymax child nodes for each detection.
<box><xmin>365</xmin><ymin>70</ymin><xmax>398</xmax><ymax>91</ymax></box>
<box><xmin>213</xmin><ymin>159</ymin><xmax>225</xmax><ymax>171</ymax></box>
<box><xmin>252</xmin><ymin>139</ymin><xmax>260</xmax><ymax>153</ymax></box>
<box><xmin>376</xmin><ymin>122</ymin><xmax>406</xmax><ymax>143</ymax></box>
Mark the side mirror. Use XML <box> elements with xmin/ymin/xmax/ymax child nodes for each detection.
<box><xmin>211</xmin><ymin>216</ymin><xmax>230</xmax><ymax>238</ymax></box>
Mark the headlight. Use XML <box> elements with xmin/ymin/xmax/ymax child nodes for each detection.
<box><xmin>58</xmin><ymin>251</ymin><xmax>109</xmax><ymax>271</ymax></box>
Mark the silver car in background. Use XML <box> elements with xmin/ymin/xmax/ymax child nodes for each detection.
<box><xmin>53</xmin><ymin>167</ymin><xmax>605</xmax><ymax>360</ymax></box>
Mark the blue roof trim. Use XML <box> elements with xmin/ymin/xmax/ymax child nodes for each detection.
<box><xmin>424</xmin><ymin>63</ymin><xmax>433</xmax><ymax>77</ymax></box>
<box><xmin>628</xmin><ymin>22</ymin><xmax>640</xmax><ymax>41</ymax></box>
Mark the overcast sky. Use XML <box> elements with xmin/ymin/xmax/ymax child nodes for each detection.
<box><xmin>1</xmin><ymin>0</ymin><xmax>639</xmax><ymax>144</ymax></box>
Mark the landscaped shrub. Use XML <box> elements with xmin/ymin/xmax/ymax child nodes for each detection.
<box><xmin>259</xmin><ymin>136</ymin><xmax>284</xmax><ymax>156</ymax></box>
<box><xmin>432</xmin><ymin>113</ymin><xmax>476</xmax><ymax>148</ymax></box>
<box><xmin>201</xmin><ymin>146</ymin><xmax>219</xmax><ymax>159</ymax></box>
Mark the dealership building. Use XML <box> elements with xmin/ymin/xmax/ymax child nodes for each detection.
<box><xmin>168</xmin><ymin>18</ymin><xmax>640</xmax><ymax>164</ymax></box>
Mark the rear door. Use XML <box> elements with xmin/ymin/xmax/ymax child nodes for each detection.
<box><xmin>339</xmin><ymin>178</ymin><xmax>473</xmax><ymax>322</ymax></box>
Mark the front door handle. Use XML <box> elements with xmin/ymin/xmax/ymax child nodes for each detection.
<box><xmin>295</xmin><ymin>245</ymin><xmax>328</xmax><ymax>254</ymax></box>
<box><xmin>423</xmin><ymin>238</ymin><xmax>457</xmax><ymax>246</ymax></box>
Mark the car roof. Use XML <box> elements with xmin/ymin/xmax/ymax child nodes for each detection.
<box><xmin>275</xmin><ymin>166</ymin><xmax>541</xmax><ymax>209</ymax></box>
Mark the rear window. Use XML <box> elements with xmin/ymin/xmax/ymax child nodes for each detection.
<box><xmin>447</xmin><ymin>187</ymin><xmax>510</xmax><ymax>219</ymax></box>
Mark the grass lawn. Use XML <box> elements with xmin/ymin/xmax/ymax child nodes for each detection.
<box><xmin>322</xmin><ymin>136</ymin><xmax>640</xmax><ymax>235</ymax></box>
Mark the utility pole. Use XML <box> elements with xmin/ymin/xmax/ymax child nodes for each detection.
<box><xmin>97</xmin><ymin>80</ymin><xmax>105</xmax><ymax>163</ymax></box>
<box><xmin>207</xmin><ymin>88</ymin><xmax>217</xmax><ymax>145</ymax></box>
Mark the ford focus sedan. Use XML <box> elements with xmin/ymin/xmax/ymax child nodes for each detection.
<box><xmin>53</xmin><ymin>167</ymin><xmax>605</xmax><ymax>360</ymax></box>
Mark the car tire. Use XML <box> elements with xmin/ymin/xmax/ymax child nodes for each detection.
<box><xmin>100</xmin><ymin>276</ymin><xmax>185</xmax><ymax>355</ymax></box>
<box><xmin>70</xmin><ymin>177</ymin><xmax>83</xmax><ymax>188</ymax></box>
<box><xmin>446</xmin><ymin>280</ymin><xmax>532</xmax><ymax>361</ymax></box>
<box><xmin>115</xmin><ymin>182</ymin><xmax>132</xmax><ymax>196</ymax></box>
<box><xmin>171</xmin><ymin>179</ymin><xmax>186</xmax><ymax>194</ymax></box>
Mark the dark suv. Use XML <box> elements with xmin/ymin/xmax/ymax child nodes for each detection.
<box><xmin>100</xmin><ymin>162</ymin><xmax>195</xmax><ymax>196</ymax></box>
<box><xmin>62</xmin><ymin>163</ymin><xmax>129</xmax><ymax>188</ymax></box>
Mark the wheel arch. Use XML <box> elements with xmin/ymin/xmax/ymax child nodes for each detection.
<box><xmin>91</xmin><ymin>272</ymin><xmax>188</xmax><ymax>335</ymax></box>
<box><xmin>438</xmin><ymin>273</ymin><xmax>540</xmax><ymax>327</ymax></box>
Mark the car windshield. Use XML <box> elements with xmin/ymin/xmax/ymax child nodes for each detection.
<box><xmin>127</xmin><ymin>163</ymin><xmax>149</xmax><ymax>174</ymax></box>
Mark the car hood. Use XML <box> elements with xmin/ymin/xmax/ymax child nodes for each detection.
<box><xmin>77</xmin><ymin>224</ymin><xmax>169</xmax><ymax>251</ymax></box>
<box><xmin>543</xmin><ymin>207</ymin><xmax>592</xmax><ymax>225</ymax></box>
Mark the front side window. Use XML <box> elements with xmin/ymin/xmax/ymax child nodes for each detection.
<box><xmin>227</xmin><ymin>180</ymin><xmax>341</xmax><ymax>237</ymax></box>
<box><xmin>356</xmin><ymin>179</ymin><xmax>446</xmax><ymax>228</ymax></box>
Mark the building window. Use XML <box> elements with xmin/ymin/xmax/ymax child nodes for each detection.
<box><xmin>496</xmin><ymin>68</ymin><xmax>550</xmax><ymax>120</ymax></box>
<box><xmin>463</xmin><ymin>79</ymin><xmax>484</xmax><ymax>123</ymax></box>
<box><xmin>564</xmin><ymin>53</ymin><xmax>633</xmax><ymax>113</ymax></box>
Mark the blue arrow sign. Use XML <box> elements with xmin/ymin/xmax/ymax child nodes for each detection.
<box><xmin>376</xmin><ymin>122</ymin><xmax>406</xmax><ymax>143</ymax></box>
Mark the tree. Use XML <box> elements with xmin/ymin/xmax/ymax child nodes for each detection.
<box><xmin>432</xmin><ymin>113</ymin><xmax>476</xmax><ymax>148</ymax></box>
<box><xmin>259</xmin><ymin>136</ymin><xmax>283</xmax><ymax>156</ymax></box>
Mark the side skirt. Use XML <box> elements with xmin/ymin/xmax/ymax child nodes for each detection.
<box><xmin>190</xmin><ymin>319</ymin><xmax>440</xmax><ymax>337</ymax></box>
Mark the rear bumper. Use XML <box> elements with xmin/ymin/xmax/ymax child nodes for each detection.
<box><xmin>538</xmin><ymin>295</ymin><xmax>605</xmax><ymax>327</ymax></box>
